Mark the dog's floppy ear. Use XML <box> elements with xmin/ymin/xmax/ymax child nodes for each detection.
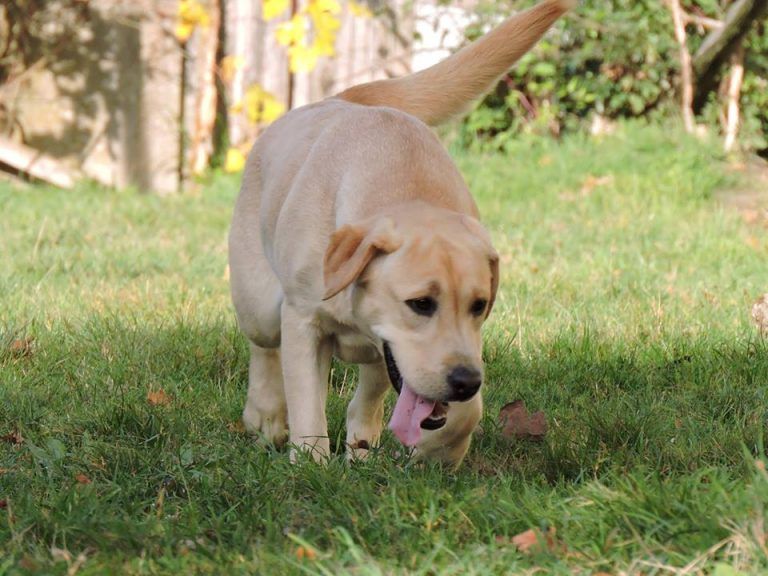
<box><xmin>323</xmin><ymin>217</ymin><xmax>401</xmax><ymax>300</ymax></box>
<box><xmin>461</xmin><ymin>215</ymin><xmax>500</xmax><ymax>318</ymax></box>
<box><xmin>486</xmin><ymin>252</ymin><xmax>499</xmax><ymax>318</ymax></box>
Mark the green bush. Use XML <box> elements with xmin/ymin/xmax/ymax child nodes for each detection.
<box><xmin>459</xmin><ymin>0</ymin><xmax>767</xmax><ymax>152</ymax></box>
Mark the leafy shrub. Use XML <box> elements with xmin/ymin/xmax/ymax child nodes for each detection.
<box><xmin>458</xmin><ymin>0</ymin><xmax>767</xmax><ymax>152</ymax></box>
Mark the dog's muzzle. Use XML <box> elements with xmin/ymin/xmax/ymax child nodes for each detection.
<box><xmin>382</xmin><ymin>341</ymin><xmax>448</xmax><ymax>431</ymax></box>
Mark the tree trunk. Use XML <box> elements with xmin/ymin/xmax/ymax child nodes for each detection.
<box><xmin>189</xmin><ymin>0</ymin><xmax>221</xmax><ymax>175</ymax></box>
<box><xmin>723</xmin><ymin>44</ymin><xmax>745</xmax><ymax>152</ymax></box>
<box><xmin>667</xmin><ymin>0</ymin><xmax>696</xmax><ymax>133</ymax></box>
<box><xmin>693</xmin><ymin>0</ymin><xmax>768</xmax><ymax>112</ymax></box>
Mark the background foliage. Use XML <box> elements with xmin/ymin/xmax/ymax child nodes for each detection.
<box><xmin>459</xmin><ymin>0</ymin><xmax>768</xmax><ymax>153</ymax></box>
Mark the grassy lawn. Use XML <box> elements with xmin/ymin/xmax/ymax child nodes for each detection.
<box><xmin>2</xmin><ymin>121</ymin><xmax>768</xmax><ymax>574</ymax></box>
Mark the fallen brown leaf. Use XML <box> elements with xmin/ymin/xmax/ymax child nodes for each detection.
<box><xmin>508</xmin><ymin>526</ymin><xmax>565</xmax><ymax>555</ymax></box>
<box><xmin>227</xmin><ymin>420</ymin><xmax>246</xmax><ymax>434</ymax></box>
<box><xmin>9</xmin><ymin>338</ymin><xmax>34</xmax><ymax>358</ymax></box>
<box><xmin>499</xmin><ymin>400</ymin><xmax>548</xmax><ymax>440</ymax></box>
<box><xmin>1</xmin><ymin>431</ymin><xmax>23</xmax><ymax>445</ymax></box>
<box><xmin>753</xmin><ymin>294</ymin><xmax>768</xmax><ymax>335</ymax></box>
<box><xmin>75</xmin><ymin>473</ymin><xmax>91</xmax><ymax>485</ymax></box>
<box><xmin>580</xmin><ymin>174</ymin><xmax>614</xmax><ymax>196</ymax></box>
<box><xmin>18</xmin><ymin>556</ymin><xmax>38</xmax><ymax>571</ymax></box>
<box><xmin>511</xmin><ymin>528</ymin><xmax>541</xmax><ymax>553</ymax></box>
<box><xmin>295</xmin><ymin>546</ymin><xmax>317</xmax><ymax>561</ymax></box>
<box><xmin>544</xmin><ymin>526</ymin><xmax>567</xmax><ymax>555</ymax></box>
<box><xmin>745</xmin><ymin>235</ymin><xmax>761</xmax><ymax>250</ymax></box>
<box><xmin>742</xmin><ymin>209</ymin><xmax>761</xmax><ymax>225</ymax></box>
<box><xmin>147</xmin><ymin>388</ymin><xmax>172</xmax><ymax>406</ymax></box>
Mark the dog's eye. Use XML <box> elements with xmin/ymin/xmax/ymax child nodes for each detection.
<box><xmin>406</xmin><ymin>297</ymin><xmax>437</xmax><ymax>317</ymax></box>
<box><xmin>470</xmin><ymin>298</ymin><xmax>487</xmax><ymax>317</ymax></box>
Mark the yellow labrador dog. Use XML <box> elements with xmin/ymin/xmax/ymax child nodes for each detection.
<box><xmin>229</xmin><ymin>0</ymin><xmax>574</xmax><ymax>466</ymax></box>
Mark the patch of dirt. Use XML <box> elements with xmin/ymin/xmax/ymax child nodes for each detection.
<box><xmin>716</xmin><ymin>155</ymin><xmax>768</xmax><ymax>221</ymax></box>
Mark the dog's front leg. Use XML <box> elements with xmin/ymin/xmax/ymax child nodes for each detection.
<box><xmin>280</xmin><ymin>302</ymin><xmax>332</xmax><ymax>461</ymax></box>
<box><xmin>346</xmin><ymin>360</ymin><xmax>390</xmax><ymax>460</ymax></box>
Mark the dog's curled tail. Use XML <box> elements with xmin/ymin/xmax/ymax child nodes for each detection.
<box><xmin>336</xmin><ymin>0</ymin><xmax>575</xmax><ymax>126</ymax></box>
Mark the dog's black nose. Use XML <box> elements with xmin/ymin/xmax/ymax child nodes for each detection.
<box><xmin>447</xmin><ymin>366</ymin><xmax>481</xmax><ymax>401</ymax></box>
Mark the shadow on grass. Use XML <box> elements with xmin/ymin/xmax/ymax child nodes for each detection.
<box><xmin>3</xmin><ymin>315</ymin><xmax>767</xmax><ymax>482</ymax></box>
<box><xmin>2</xmin><ymin>315</ymin><xmax>768</xmax><ymax>570</ymax></box>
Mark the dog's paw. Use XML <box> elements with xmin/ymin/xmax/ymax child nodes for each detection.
<box><xmin>346</xmin><ymin>437</ymin><xmax>375</xmax><ymax>462</ymax></box>
<box><xmin>243</xmin><ymin>405</ymin><xmax>289</xmax><ymax>447</ymax></box>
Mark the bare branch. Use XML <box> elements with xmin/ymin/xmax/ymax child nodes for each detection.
<box><xmin>665</xmin><ymin>0</ymin><xmax>696</xmax><ymax>133</ymax></box>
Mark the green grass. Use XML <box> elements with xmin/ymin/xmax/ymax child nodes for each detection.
<box><xmin>2</xmin><ymin>121</ymin><xmax>768</xmax><ymax>574</ymax></box>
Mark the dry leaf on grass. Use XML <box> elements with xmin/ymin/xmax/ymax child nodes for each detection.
<box><xmin>499</xmin><ymin>400</ymin><xmax>548</xmax><ymax>440</ymax></box>
<box><xmin>753</xmin><ymin>294</ymin><xmax>768</xmax><ymax>335</ymax></box>
<box><xmin>510</xmin><ymin>528</ymin><xmax>540</xmax><ymax>553</ymax></box>
<box><xmin>294</xmin><ymin>545</ymin><xmax>317</xmax><ymax>561</ymax></box>
<box><xmin>742</xmin><ymin>209</ymin><xmax>761</xmax><ymax>225</ymax></box>
<box><xmin>745</xmin><ymin>235</ymin><xmax>761</xmax><ymax>250</ymax></box>
<box><xmin>580</xmin><ymin>174</ymin><xmax>614</xmax><ymax>196</ymax></box>
<box><xmin>75</xmin><ymin>474</ymin><xmax>91</xmax><ymax>485</ymax></box>
<box><xmin>1</xmin><ymin>431</ymin><xmax>23</xmax><ymax>445</ymax></box>
<box><xmin>50</xmin><ymin>547</ymin><xmax>72</xmax><ymax>563</ymax></box>
<box><xmin>9</xmin><ymin>338</ymin><xmax>34</xmax><ymax>358</ymax></box>
<box><xmin>561</xmin><ymin>174</ymin><xmax>615</xmax><ymax>201</ymax></box>
<box><xmin>227</xmin><ymin>420</ymin><xmax>246</xmax><ymax>434</ymax></box>
<box><xmin>147</xmin><ymin>388</ymin><xmax>172</xmax><ymax>406</ymax></box>
<box><xmin>501</xmin><ymin>527</ymin><xmax>566</xmax><ymax>555</ymax></box>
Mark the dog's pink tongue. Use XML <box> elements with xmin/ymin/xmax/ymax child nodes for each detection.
<box><xmin>388</xmin><ymin>383</ymin><xmax>437</xmax><ymax>447</ymax></box>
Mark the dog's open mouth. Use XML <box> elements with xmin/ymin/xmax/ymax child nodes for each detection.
<box><xmin>383</xmin><ymin>342</ymin><xmax>448</xmax><ymax>445</ymax></box>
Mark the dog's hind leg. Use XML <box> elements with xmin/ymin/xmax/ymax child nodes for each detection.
<box><xmin>234</xmin><ymin>261</ymin><xmax>288</xmax><ymax>446</ymax></box>
<box><xmin>346</xmin><ymin>360</ymin><xmax>390</xmax><ymax>460</ymax></box>
<box><xmin>280</xmin><ymin>302</ymin><xmax>333</xmax><ymax>461</ymax></box>
<box><xmin>242</xmin><ymin>343</ymin><xmax>288</xmax><ymax>446</ymax></box>
<box><xmin>230</xmin><ymin>162</ymin><xmax>288</xmax><ymax>446</ymax></box>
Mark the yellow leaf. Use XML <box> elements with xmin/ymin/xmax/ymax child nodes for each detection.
<box><xmin>308</xmin><ymin>0</ymin><xmax>341</xmax><ymax>15</ymax></box>
<box><xmin>147</xmin><ymin>388</ymin><xmax>172</xmax><ymax>406</ymax></box>
<box><xmin>310</xmin><ymin>10</ymin><xmax>341</xmax><ymax>33</ymax></box>
<box><xmin>261</xmin><ymin>98</ymin><xmax>286</xmax><ymax>124</ymax></box>
<box><xmin>314</xmin><ymin>23</ymin><xmax>338</xmax><ymax>55</ymax></box>
<box><xmin>313</xmin><ymin>36</ymin><xmax>336</xmax><ymax>57</ymax></box>
<box><xmin>307</xmin><ymin>7</ymin><xmax>340</xmax><ymax>58</ymax></box>
<box><xmin>179</xmin><ymin>0</ymin><xmax>210</xmax><ymax>26</ymax></box>
<box><xmin>220</xmin><ymin>55</ymin><xmax>244</xmax><ymax>83</ymax></box>
<box><xmin>288</xmin><ymin>44</ymin><xmax>319</xmax><ymax>73</ymax></box>
<box><xmin>242</xmin><ymin>84</ymin><xmax>285</xmax><ymax>125</ymax></box>
<box><xmin>276</xmin><ymin>14</ymin><xmax>306</xmax><ymax>46</ymax></box>
<box><xmin>348</xmin><ymin>0</ymin><xmax>372</xmax><ymax>18</ymax></box>
<box><xmin>263</xmin><ymin>0</ymin><xmax>290</xmax><ymax>20</ymax></box>
<box><xmin>176</xmin><ymin>0</ymin><xmax>210</xmax><ymax>41</ymax></box>
<box><xmin>175</xmin><ymin>21</ymin><xmax>194</xmax><ymax>42</ymax></box>
<box><xmin>244</xmin><ymin>85</ymin><xmax>266</xmax><ymax>123</ymax></box>
<box><xmin>224</xmin><ymin>148</ymin><xmax>246</xmax><ymax>173</ymax></box>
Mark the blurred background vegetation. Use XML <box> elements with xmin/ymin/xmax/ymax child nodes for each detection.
<box><xmin>460</xmin><ymin>0</ymin><xmax>768</xmax><ymax>154</ymax></box>
<box><xmin>0</xmin><ymin>0</ymin><xmax>766</xmax><ymax>194</ymax></box>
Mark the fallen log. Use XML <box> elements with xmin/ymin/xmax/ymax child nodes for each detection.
<box><xmin>0</xmin><ymin>137</ymin><xmax>76</xmax><ymax>189</ymax></box>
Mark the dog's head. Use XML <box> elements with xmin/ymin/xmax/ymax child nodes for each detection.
<box><xmin>322</xmin><ymin>204</ymin><xmax>498</xmax><ymax>464</ymax></box>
